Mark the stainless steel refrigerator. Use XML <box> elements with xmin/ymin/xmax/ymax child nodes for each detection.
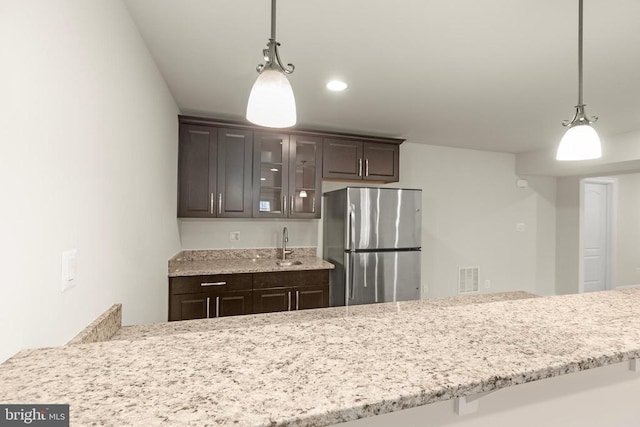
<box><xmin>323</xmin><ymin>187</ymin><xmax>422</xmax><ymax>306</ymax></box>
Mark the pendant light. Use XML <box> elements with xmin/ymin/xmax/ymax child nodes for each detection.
<box><xmin>557</xmin><ymin>0</ymin><xmax>601</xmax><ymax>161</ymax></box>
<box><xmin>246</xmin><ymin>0</ymin><xmax>296</xmax><ymax>128</ymax></box>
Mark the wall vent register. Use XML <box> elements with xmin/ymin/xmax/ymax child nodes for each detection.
<box><xmin>458</xmin><ymin>267</ymin><xmax>479</xmax><ymax>294</ymax></box>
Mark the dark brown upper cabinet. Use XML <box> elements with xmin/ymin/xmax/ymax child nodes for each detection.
<box><xmin>253</xmin><ymin>133</ymin><xmax>323</xmax><ymax>219</ymax></box>
<box><xmin>177</xmin><ymin>116</ymin><xmax>403</xmax><ymax>218</ymax></box>
<box><xmin>217</xmin><ymin>128</ymin><xmax>253</xmax><ymax>217</ymax></box>
<box><xmin>289</xmin><ymin>135</ymin><xmax>322</xmax><ymax>218</ymax></box>
<box><xmin>253</xmin><ymin>132</ymin><xmax>290</xmax><ymax>218</ymax></box>
<box><xmin>178</xmin><ymin>124</ymin><xmax>252</xmax><ymax>218</ymax></box>
<box><xmin>323</xmin><ymin>139</ymin><xmax>399</xmax><ymax>183</ymax></box>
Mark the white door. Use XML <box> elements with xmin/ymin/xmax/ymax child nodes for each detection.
<box><xmin>583</xmin><ymin>182</ymin><xmax>610</xmax><ymax>292</ymax></box>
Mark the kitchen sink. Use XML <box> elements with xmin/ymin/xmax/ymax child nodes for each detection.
<box><xmin>275</xmin><ymin>260</ymin><xmax>302</xmax><ymax>267</ymax></box>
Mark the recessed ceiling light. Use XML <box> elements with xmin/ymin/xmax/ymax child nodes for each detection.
<box><xmin>260</xmin><ymin>177</ymin><xmax>267</xmax><ymax>181</ymax></box>
<box><xmin>326</xmin><ymin>80</ymin><xmax>348</xmax><ymax>92</ymax></box>
<box><xmin>270</xmin><ymin>168</ymin><xmax>279</xmax><ymax>172</ymax></box>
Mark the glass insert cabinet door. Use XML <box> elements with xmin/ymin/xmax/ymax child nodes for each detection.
<box><xmin>253</xmin><ymin>133</ymin><xmax>322</xmax><ymax>218</ymax></box>
<box><xmin>289</xmin><ymin>135</ymin><xmax>322</xmax><ymax>218</ymax></box>
<box><xmin>253</xmin><ymin>132</ymin><xmax>290</xmax><ymax>217</ymax></box>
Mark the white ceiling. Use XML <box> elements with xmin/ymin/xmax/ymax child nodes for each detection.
<box><xmin>124</xmin><ymin>0</ymin><xmax>640</xmax><ymax>154</ymax></box>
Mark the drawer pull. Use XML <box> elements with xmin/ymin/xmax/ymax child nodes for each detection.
<box><xmin>201</xmin><ymin>281</ymin><xmax>227</xmax><ymax>287</ymax></box>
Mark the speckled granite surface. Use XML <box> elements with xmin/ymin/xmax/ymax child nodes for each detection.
<box><xmin>172</xmin><ymin>247</ymin><xmax>318</xmax><ymax>262</ymax></box>
<box><xmin>2</xmin><ymin>289</ymin><xmax>640</xmax><ymax>426</ymax></box>
<box><xmin>169</xmin><ymin>248</ymin><xmax>334</xmax><ymax>277</ymax></box>
<box><xmin>112</xmin><ymin>291</ymin><xmax>538</xmax><ymax>341</ymax></box>
<box><xmin>67</xmin><ymin>304</ymin><xmax>121</xmax><ymax>345</ymax></box>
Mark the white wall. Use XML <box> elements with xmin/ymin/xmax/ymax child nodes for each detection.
<box><xmin>0</xmin><ymin>0</ymin><xmax>181</xmax><ymax>362</ymax></box>
<box><xmin>614</xmin><ymin>173</ymin><xmax>640</xmax><ymax>286</ymax></box>
<box><xmin>555</xmin><ymin>176</ymin><xmax>582</xmax><ymax>295</ymax></box>
<box><xmin>179</xmin><ymin>219</ymin><xmax>319</xmax><ymax>250</ymax></box>
<box><xmin>322</xmin><ymin>143</ymin><xmax>557</xmax><ymax>297</ymax></box>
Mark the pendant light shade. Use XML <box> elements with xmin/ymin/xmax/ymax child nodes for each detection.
<box><xmin>556</xmin><ymin>0</ymin><xmax>601</xmax><ymax>161</ymax></box>
<box><xmin>247</xmin><ymin>68</ymin><xmax>296</xmax><ymax>128</ymax></box>
<box><xmin>557</xmin><ymin>123</ymin><xmax>601</xmax><ymax>160</ymax></box>
<box><xmin>246</xmin><ymin>0</ymin><xmax>296</xmax><ymax>128</ymax></box>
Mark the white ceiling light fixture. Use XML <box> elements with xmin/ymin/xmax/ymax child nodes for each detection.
<box><xmin>557</xmin><ymin>0</ymin><xmax>601</xmax><ymax>161</ymax></box>
<box><xmin>326</xmin><ymin>80</ymin><xmax>348</xmax><ymax>92</ymax></box>
<box><xmin>246</xmin><ymin>0</ymin><xmax>296</xmax><ymax>128</ymax></box>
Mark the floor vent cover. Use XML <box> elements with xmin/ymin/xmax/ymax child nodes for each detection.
<box><xmin>459</xmin><ymin>267</ymin><xmax>479</xmax><ymax>294</ymax></box>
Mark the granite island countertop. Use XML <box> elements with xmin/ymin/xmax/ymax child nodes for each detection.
<box><xmin>2</xmin><ymin>289</ymin><xmax>640</xmax><ymax>426</ymax></box>
<box><xmin>169</xmin><ymin>248</ymin><xmax>334</xmax><ymax>277</ymax></box>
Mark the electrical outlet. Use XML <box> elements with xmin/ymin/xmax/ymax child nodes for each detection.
<box><xmin>484</xmin><ymin>279</ymin><xmax>491</xmax><ymax>289</ymax></box>
<box><xmin>229</xmin><ymin>231</ymin><xmax>240</xmax><ymax>242</ymax></box>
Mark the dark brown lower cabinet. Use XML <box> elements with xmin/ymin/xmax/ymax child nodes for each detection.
<box><xmin>253</xmin><ymin>288</ymin><xmax>291</xmax><ymax>313</ymax></box>
<box><xmin>169</xmin><ymin>274</ymin><xmax>253</xmax><ymax>321</ymax></box>
<box><xmin>296</xmin><ymin>284</ymin><xmax>329</xmax><ymax>310</ymax></box>
<box><xmin>169</xmin><ymin>270</ymin><xmax>330</xmax><ymax>321</ymax></box>
<box><xmin>169</xmin><ymin>290</ymin><xmax>253</xmax><ymax>321</ymax></box>
<box><xmin>252</xmin><ymin>270</ymin><xmax>330</xmax><ymax>314</ymax></box>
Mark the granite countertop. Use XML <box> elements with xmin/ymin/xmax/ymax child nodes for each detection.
<box><xmin>2</xmin><ymin>289</ymin><xmax>640</xmax><ymax>426</ymax></box>
<box><xmin>112</xmin><ymin>291</ymin><xmax>538</xmax><ymax>341</ymax></box>
<box><xmin>169</xmin><ymin>248</ymin><xmax>334</xmax><ymax>277</ymax></box>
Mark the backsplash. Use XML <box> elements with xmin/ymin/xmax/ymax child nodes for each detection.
<box><xmin>178</xmin><ymin>219</ymin><xmax>320</xmax><ymax>250</ymax></box>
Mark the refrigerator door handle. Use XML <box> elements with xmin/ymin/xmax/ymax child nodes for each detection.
<box><xmin>348</xmin><ymin>206</ymin><xmax>356</xmax><ymax>251</ymax></box>
<box><xmin>348</xmin><ymin>253</ymin><xmax>355</xmax><ymax>300</ymax></box>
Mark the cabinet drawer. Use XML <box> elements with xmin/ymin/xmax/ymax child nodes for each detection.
<box><xmin>253</xmin><ymin>270</ymin><xmax>329</xmax><ymax>289</ymax></box>
<box><xmin>170</xmin><ymin>274</ymin><xmax>252</xmax><ymax>294</ymax></box>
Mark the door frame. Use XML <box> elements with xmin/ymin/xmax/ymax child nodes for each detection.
<box><xmin>580</xmin><ymin>177</ymin><xmax>617</xmax><ymax>293</ymax></box>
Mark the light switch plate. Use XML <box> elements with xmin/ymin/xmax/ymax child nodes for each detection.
<box><xmin>229</xmin><ymin>231</ymin><xmax>240</xmax><ymax>242</ymax></box>
<box><xmin>61</xmin><ymin>249</ymin><xmax>77</xmax><ymax>292</ymax></box>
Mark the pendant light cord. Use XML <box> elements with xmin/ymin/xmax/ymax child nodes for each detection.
<box><xmin>270</xmin><ymin>0</ymin><xmax>277</xmax><ymax>41</ymax></box>
<box><xmin>578</xmin><ymin>0</ymin><xmax>584</xmax><ymax>106</ymax></box>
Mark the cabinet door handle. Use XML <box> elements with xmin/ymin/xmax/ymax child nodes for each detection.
<box><xmin>312</xmin><ymin>196</ymin><xmax>316</xmax><ymax>214</ymax></box>
<box><xmin>201</xmin><ymin>281</ymin><xmax>226</xmax><ymax>287</ymax></box>
<box><xmin>218</xmin><ymin>193</ymin><xmax>223</xmax><ymax>215</ymax></box>
<box><xmin>358</xmin><ymin>158</ymin><xmax>363</xmax><ymax>177</ymax></box>
<box><xmin>290</xmin><ymin>196</ymin><xmax>294</xmax><ymax>214</ymax></box>
<box><xmin>215</xmin><ymin>296</ymin><xmax>220</xmax><ymax>318</ymax></box>
<box><xmin>365</xmin><ymin>159</ymin><xmax>369</xmax><ymax>177</ymax></box>
<box><xmin>206</xmin><ymin>296</ymin><xmax>210</xmax><ymax>319</ymax></box>
<box><xmin>288</xmin><ymin>291</ymin><xmax>292</xmax><ymax>311</ymax></box>
<box><xmin>296</xmin><ymin>290</ymin><xmax>300</xmax><ymax>310</ymax></box>
<box><xmin>210</xmin><ymin>193</ymin><xmax>215</xmax><ymax>214</ymax></box>
<box><xmin>283</xmin><ymin>195</ymin><xmax>287</xmax><ymax>215</ymax></box>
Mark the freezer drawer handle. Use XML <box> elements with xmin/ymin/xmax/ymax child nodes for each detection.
<box><xmin>201</xmin><ymin>281</ymin><xmax>226</xmax><ymax>287</ymax></box>
<box><xmin>349</xmin><ymin>208</ymin><xmax>356</xmax><ymax>251</ymax></box>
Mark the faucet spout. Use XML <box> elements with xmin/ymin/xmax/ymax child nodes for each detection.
<box><xmin>281</xmin><ymin>227</ymin><xmax>293</xmax><ymax>260</ymax></box>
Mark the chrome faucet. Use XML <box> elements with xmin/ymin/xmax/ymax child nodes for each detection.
<box><xmin>282</xmin><ymin>227</ymin><xmax>294</xmax><ymax>260</ymax></box>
